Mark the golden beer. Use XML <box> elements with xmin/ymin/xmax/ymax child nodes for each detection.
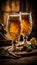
<box><xmin>6</xmin><ymin>14</ymin><xmax>21</xmax><ymax>41</ymax></box>
<box><xmin>21</xmin><ymin>13</ymin><xmax>32</xmax><ymax>37</ymax></box>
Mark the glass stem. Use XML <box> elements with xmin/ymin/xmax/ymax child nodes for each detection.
<box><xmin>11</xmin><ymin>41</ymin><xmax>15</xmax><ymax>51</ymax></box>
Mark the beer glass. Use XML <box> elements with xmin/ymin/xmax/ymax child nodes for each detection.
<box><xmin>21</xmin><ymin>12</ymin><xmax>32</xmax><ymax>44</ymax></box>
<box><xmin>6</xmin><ymin>13</ymin><xmax>21</xmax><ymax>52</ymax></box>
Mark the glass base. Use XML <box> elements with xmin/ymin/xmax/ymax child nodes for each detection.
<box><xmin>7</xmin><ymin>43</ymin><xmax>21</xmax><ymax>58</ymax></box>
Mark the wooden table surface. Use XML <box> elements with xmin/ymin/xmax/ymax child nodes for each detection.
<box><xmin>0</xmin><ymin>46</ymin><xmax>37</xmax><ymax>65</ymax></box>
<box><xmin>0</xmin><ymin>55</ymin><xmax>37</xmax><ymax>65</ymax></box>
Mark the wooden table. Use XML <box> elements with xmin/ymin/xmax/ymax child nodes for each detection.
<box><xmin>0</xmin><ymin>46</ymin><xmax>37</xmax><ymax>65</ymax></box>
